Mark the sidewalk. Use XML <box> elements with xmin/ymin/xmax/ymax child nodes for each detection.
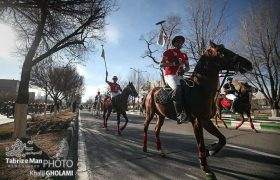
<box><xmin>126</xmin><ymin>110</ymin><xmax>280</xmax><ymax>133</ymax></box>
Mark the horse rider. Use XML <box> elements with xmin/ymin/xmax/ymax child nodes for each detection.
<box><xmin>223</xmin><ymin>77</ymin><xmax>238</xmax><ymax>112</ymax></box>
<box><xmin>105</xmin><ymin>71</ymin><xmax>122</xmax><ymax>112</ymax></box>
<box><xmin>160</xmin><ymin>35</ymin><xmax>190</xmax><ymax>124</ymax></box>
<box><xmin>94</xmin><ymin>91</ymin><xmax>101</xmax><ymax>104</ymax></box>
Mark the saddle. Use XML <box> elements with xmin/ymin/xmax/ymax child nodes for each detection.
<box><xmin>155</xmin><ymin>86</ymin><xmax>173</xmax><ymax>104</ymax></box>
<box><xmin>155</xmin><ymin>79</ymin><xmax>193</xmax><ymax>105</ymax></box>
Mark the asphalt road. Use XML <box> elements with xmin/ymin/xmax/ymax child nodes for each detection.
<box><xmin>79</xmin><ymin>110</ymin><xmax>280</xmax><ymax>180</ymax></box>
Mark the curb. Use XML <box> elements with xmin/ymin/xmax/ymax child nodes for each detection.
<box><xmin>210</xmin><ymin>118</ymin><xmax>280</xmax><ymax>132</ymax></box>
<box><xmin>126</xmin><ymin>111</ymin><xmax>280</xmax><ymax>133</ymax></box>
<box><xmin>46</xmin><ymin>112</ymin><xmax>78</xmax><ymax>179</ymax></box>
<box><xmin>76</xmin><ymin>110</ymin><xmax>90</xmax><ymax>180</ymax></box>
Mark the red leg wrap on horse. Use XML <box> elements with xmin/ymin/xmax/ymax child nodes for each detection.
<box><xmin>156</xmin><ymin>136</ymin><xmax>161</xmax><ymax>150</ymax></box>
<box><xmin>250</xmin><ymin>122</ymin><xmax>255</xmax><ymax>129</ymax></box>
<box><xmin>143</xmin><ymin>132</ymin><xmax>147</xmax><ymax>145</ymax></box>
<box><xmin>199</xmin><ymin>151</ymin><xmax>207</xmax><ymax>158</ymax></box>
<box><xmin>199</xmin><ymin>154</ymin><xmax>209</xmax><ymax>172</ymax></box>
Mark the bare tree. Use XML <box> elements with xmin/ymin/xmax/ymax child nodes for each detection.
<box><xmin>0</xmin><ymin>0</ymin><xmax>116</xmax><ymax>138</ymax></box>
<box><xmin>127</xmin><ymin>69</ymin><xmax>147</xmax><ymax>94</ymax></box>
<box><xmin>140</xmin><ymin>15</ymin><xmax>183</xmax><ymax>85</ymax></box>
<box><xmin>31</xmin><ymin>62</ymin><xmax>84</xmax><ymax>112</ymax></box>
<box><xmin>185</xmin><ymin>0</ymin><xmax>229</xmax><ymax>62</ymax></box>
<box><xmin>30</xmin><ymin>58</ymin><xmax>54</xmax><ymax>115</ymax></box>
<box><xmin>240</xmin><ymin>0</ymin><xmax>280</xmax><ymax>116</ymax></box>
<box><xmin>48</xmin><ymin>65</ymin><xmax>84</xmax><ymax>108</ymax></box>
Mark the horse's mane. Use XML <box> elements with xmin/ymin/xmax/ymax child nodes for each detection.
<box><xmin>192</xmin><ymin>54</ymin><xmax>220</xmax><ymax>77</ymax></box>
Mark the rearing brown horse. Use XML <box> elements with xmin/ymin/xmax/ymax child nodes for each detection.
<box><xmin>103</xmin><ymin>82</ymin><xmax>138</xmax><ymax>135</ymax></box>
<box><xmin>142</xmin><ymin>41</ymin><xmax>253</xmax><ymax>179</ymax></box>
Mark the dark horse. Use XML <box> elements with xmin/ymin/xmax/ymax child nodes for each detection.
<box><xmin>142</xmin><ymin>41</ymin><xmax>252</xmax><ymax>179</ymax></box>
<box><xmin>103</xmin><ymin>82</ymin><xmax>138</xmax><ymax>135</ymax></box>
<box><xmin>215</xmin><ymin>82</ymin><xmax>258</xmax><ymax>132</ymax></box>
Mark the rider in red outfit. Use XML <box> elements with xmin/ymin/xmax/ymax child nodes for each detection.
<box><xmin>160</xmin><ymin>35</ymin><xmax>190</xmax><ymax>124</ymax></box>
<box><xmin>105</xmin><ymin>72</ymin><xmax>122</xmax><ymax>112</ymax></box>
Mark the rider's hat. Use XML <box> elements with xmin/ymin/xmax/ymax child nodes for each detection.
<box><xmin>227</xmin><ymin>77</ymin><xmax>233</xmax><ymax>81</ymax></box>
<box><xmin>112</xmin><ymin>76</ymin><xmax>118</xmax><ymax>80</ymax></box>
<box><xmin>172</xmin><ymin>35</ymin><xmax>185</xmax><ymax>46</ymax></box>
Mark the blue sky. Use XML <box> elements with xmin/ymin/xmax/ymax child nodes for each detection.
<box><xmin>0</xmin><ymin>0</ymin><xmax>257</xmax><ymax>102</ymax></box>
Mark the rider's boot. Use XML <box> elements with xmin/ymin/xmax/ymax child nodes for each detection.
<box><xmin>172</xmin><ymin>86</ymin><xmax>186</xmax><ymax>124</ymax></box>
<box><xmin>174</xmin><ymin>102</ymin><xmax>186</xmax><ymax>124</ymax></box>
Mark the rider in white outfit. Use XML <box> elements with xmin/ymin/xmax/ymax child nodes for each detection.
<box><xmin>223</xmin><ymin>77</ymin><xmax>238</xmax><ymax>111</ymax></box>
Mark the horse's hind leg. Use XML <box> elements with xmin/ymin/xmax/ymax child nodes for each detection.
<box><xmin>103</xmin><ymin>109</ymin><xmax>107</xmax><ymax>128</ymax></box>
<box><xmin>247</xmin><ymin>112</ymin><xmax>257</xmax><ymax>132</ymax></box>
<box><xmin>155</xmin><ymin>114</ymin><xmax>165</xmax><ymax>157</ymax></box>
<box><xmin>203</xmin><ymin>118</ymin><xmax>226</xmax><ymax>156</ymax></box>
<box><xmin>219</xmin><ymin>113</ymin><xmax>228</xmax><ymax>128</ymax></box>
<box><xmin>235</xmin><ymin>114</ymin><xmax>245</xmax><ymax>130</ymax></box>
<box><xmin>216</xmin><ymin>107</ymin><xmax>228</xmax><ymax>128</ymax></box>
<box><xmin>120</xmin><ymin>112</ymin><xmax>128</xmax><ymax>131</ymax></box>
<box><xmin>117</xmin><ymin>113</ymin><xmax>121</xmax><ymax>135</ymax></box>
<box><xmin>143</xmin><ymin>108</ymin><xmax>155</xmax><ymax>152</ymax></box>
<box><xmin>214</xmin><ymin>114</ymin><xmax>219</xmax><ymax>128</ymax></box>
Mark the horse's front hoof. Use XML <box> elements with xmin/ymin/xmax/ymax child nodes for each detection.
<box><xmin>143</xmin><ymin>146</ymin><xmax>147</xmax><ymax>152</ymax></box>
<box><xmin>215</xmin><ymin>125</ymin><xmax>219</xmax><ymax>128</ymax></box>
<box><xmin>120</xmin><ymin>126</ymin><xmax>125</xmax><ymax>131</ymax></box>
<box><xmin>205</xmin><ymin>171</ymin><xmax>217</xmax><ymax>180</ymax></box>
<box><xmin>206</xmin><ymin>142</ymin><xmax>225</xmax><ymax>156</ymax></box>
<box><xmin>253</xmin><ymin>129</ymin><xmax>258</xmax><ymax>133</ymax></box>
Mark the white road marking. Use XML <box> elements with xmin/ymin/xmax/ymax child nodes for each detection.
<box><xmin>184</xmin><ymin>173</ymin><xmax>198</xmax><ymax>179</ymax></box>
<box><xmin>227</xmin><ymin>143</ymin><xmax>280</xmax><ymax>159</ymax></box>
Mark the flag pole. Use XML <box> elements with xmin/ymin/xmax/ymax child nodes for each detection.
<box><xmin>101</xmin><ymin>45</ymin><xmax>108</xmax><ymax>73</ymax></box>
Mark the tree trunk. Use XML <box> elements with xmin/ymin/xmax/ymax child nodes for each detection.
<box><xmin>271</xmin><ymin>100</ymin><xmax>279</xmax><ymax>117</ymax></box>
<box><xmin>13</xmin><ymin>64</ymin><xmax>31</xmax><ymax>138</ymax></box>
<box><xmin>271</xmin><ymin>109</ymin><xmax>279</xmax><ymax>117</ymax></box>
<box><xmin>44</xmin><ymin>92</ymin><xmax>47</xmax><ymax>116</ymax></box>
<box><xmin>13</xmin><ymin>104</ymin><xmax>28</xmax><ymax>138</ymax></box>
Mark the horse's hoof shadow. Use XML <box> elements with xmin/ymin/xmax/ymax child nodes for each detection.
<box><xmin>160</xmin><ymin>153</ymin><xmax>167</xmax><ymax>158</ymax></box>
<box><xmin>159</xmin><ymin>149</ymin><xmax>167</xmax><ymax>158</ymax></box>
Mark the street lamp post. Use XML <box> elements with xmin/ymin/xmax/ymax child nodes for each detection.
<box><xmin>130</xmin><ymin>67</ymin><xmax>147</xmax><ymax>110</ymax></box>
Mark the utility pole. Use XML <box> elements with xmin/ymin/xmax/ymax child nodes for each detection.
<box><xmin>130</xmin><ymin>68</ymin><xmax>147</xmax><ymax>110</ymax></box>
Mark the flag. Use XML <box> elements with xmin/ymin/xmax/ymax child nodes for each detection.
<box><xmin>157</xmin><ymin>27</ymin><xmax>167</xmax><ymax>47</ymax></box>
<box><xmin>101</xmin><ymin>46</ymin><xmax>105</xmax><ymax>60</ymax></box>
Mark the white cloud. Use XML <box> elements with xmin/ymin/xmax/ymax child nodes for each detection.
<box><xmin>82</xmin><ymin>85</ymin><xmax>107</xmax><ymax>102</ymax></box>
<box><xmin>76</xmin><ymin>64</ymin><xmax>87</xmax><ymax>76</ymax></box>
<box><xmin>106</xmin><ymin>25</ymin><xmax>120</xmax><ymax>44</ymax></box>
<box><xmin>0</xmin><ymin>24</ymin><xmax>16</xmax><ymax>59</ymax></box>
